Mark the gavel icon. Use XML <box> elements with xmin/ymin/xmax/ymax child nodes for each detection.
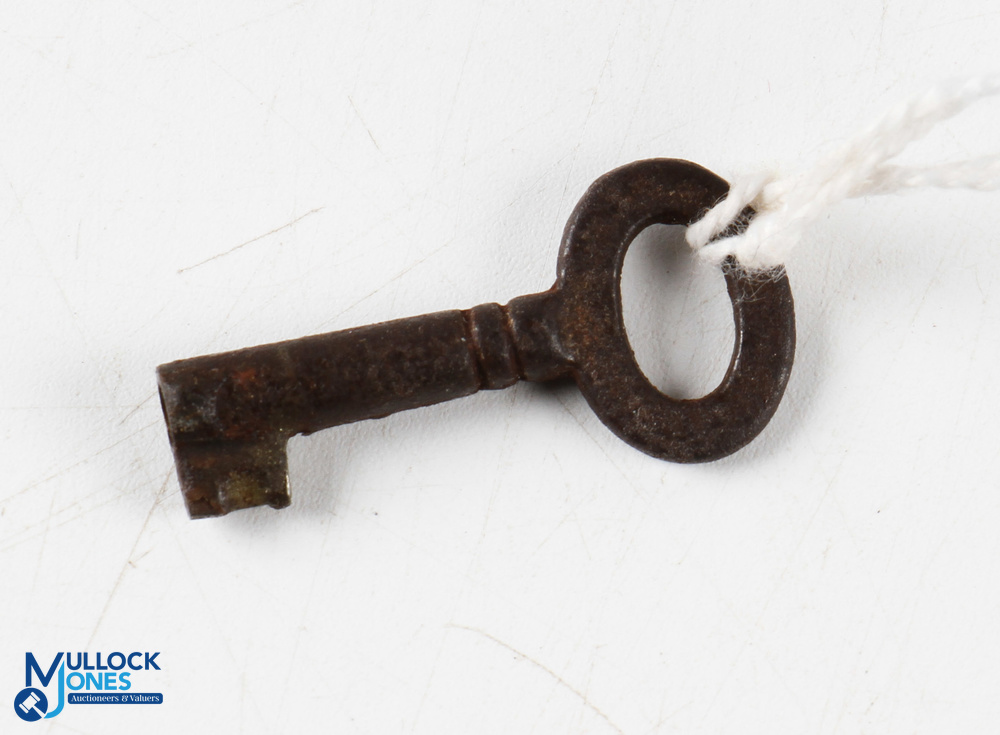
<box><xmin>157</xmin><ymin>159</ymin><xmax>796</xmax><ymax>519</ymax></box>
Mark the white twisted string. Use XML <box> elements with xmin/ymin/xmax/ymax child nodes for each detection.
<box><xmin>686</xmin><ymin>75</ymin><xmax>1000</xmax><ymax>270</ymax></box>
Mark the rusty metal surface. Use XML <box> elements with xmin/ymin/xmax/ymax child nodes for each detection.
<box><xmin>157</xmin><ymin>158</ymin><xmax>796</xmax><ymax>519</ymax></box>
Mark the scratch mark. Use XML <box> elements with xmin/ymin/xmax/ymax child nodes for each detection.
<box><xmin>125</xmin><ymin>1</ymin><xmax>355</xmax><ymax>189</ymax></box>
<box><xmin>6</xmin><ymin>420</ymin><xmax>160</xmax><ymax>503</ymax></box>
<box><xmin>347</xmin><ymin>95</ymin><xmax>381</xmax><ymax>152</ymax></box>
<box><xmin>554</xmin><ymin>392</ymin><xmax>647</xmax><ymax>503</ymax></box>
<box><xmin>5</xmin><ymin>467</ymin><xmax>168</xmax><ymax>547</ymax></box>
<box><xmin>118</xmin><ymin>391</ymin><xmax>156</xmax><ymax>425</ymax></box>
<box><xmin>900</xmin><ymin>9</ymin><xmax>1000</xmax><ymax>36</ymax></box>
<box><xmin>311</xmin><ymin>241</ymin><xmax>450</xmax><ymax>330</ymax></box>
<box><xmin>86</xmin><ymin>472</ymin><xmax>170</xmax><ymax>647</ymax></box>
<box><xmin>146</xmin><ymin>1</ymin><xmax>305</xmax><ymax>58</ymax></box>
<box><xmin>433</xmin><ymin>1</ymin><xmax>484</xmax><ymax>173</ymax></box>
<box><xmin>616</xmin><ymin>2</ymin><xmax>675</xmax><ymax>161</ymax></box>
<box><xmin>202</xmin><ymin>229</ymin><xmax>274</xmax><ymax>348</ymax></box>
<box><xmin>304</xmin><ymin>150</ymin><xmax>575</xmax><ymax>332</ymax></box>
<box><xmin>700</xmin><ymin>453</ymin><xmax>848</xmax><ymax>731</ymax></box>
<box><xmin>1</xmin><ymin>495</ymin><xmax>121</xmax><ymax>555</ymax></box>
<box><xmin>448</xmin><ymin>624</ymin><xmax>625</xmax><ymax>735</ymax></box>
<box><xmin>875</xmin><ymin>0</ymin><xmax>888</xmax><ymax>70</ymax></box>
<box><xmin>411</xmin><ymin>630</ymin><xmax>449</xmax><ymax>730</ymax></box>
<box><xmin>275</xmin><ymin>513</ymin><xmax>339</xmax><ymax>723</ymax></box>
<box><xmin>157</xmin><ymin>505</ymin><xmax>270</xmax><ymax>727</ymax></box>
<box><xmin>30</xmin><ymin>491</ymin><xmax>58</xmax><ymax>594</ymax></box>
<box><xmin>529</xmin><ymin>497</ymin><xmax>590</xmax><ymax>559</ymax></box>
<box><xmin>178</xmin><ymin>207</ymin><xmax>323</xmax><ymax>273</ymax></box>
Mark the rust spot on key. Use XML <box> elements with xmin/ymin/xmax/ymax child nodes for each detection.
<box><xmin>157</xmin><ymin>159</ymin><xmax>796</xmax><ymax>518</ymax></box>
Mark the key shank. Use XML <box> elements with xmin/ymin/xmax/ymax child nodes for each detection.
<box><xmin>157</xmin><ymin>300</ymin><xmax>561</xmax><ymax>518</ymax></box>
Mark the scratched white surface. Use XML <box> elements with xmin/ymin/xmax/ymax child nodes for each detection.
<box><xmin>3</xmin><ymin>1</ymin><xmax>1000</xmax><ymax>733</ymax></box>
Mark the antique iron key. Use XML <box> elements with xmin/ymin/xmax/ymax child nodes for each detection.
<box><xmin>157</xmin><ymin>159</ymin><xmax>795</xmax><ymax>519</ymax></box>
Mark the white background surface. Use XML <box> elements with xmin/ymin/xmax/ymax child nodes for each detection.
<box><xmin>3</xmin><ymin>1</ymin><xmax>1000</xmax><ymax>733</ymax></box>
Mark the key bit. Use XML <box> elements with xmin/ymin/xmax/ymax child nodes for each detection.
<box><xmin>157</xmin><ymin>159</ymin><xmax>796</xmax><ymax>519</ymax></box>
